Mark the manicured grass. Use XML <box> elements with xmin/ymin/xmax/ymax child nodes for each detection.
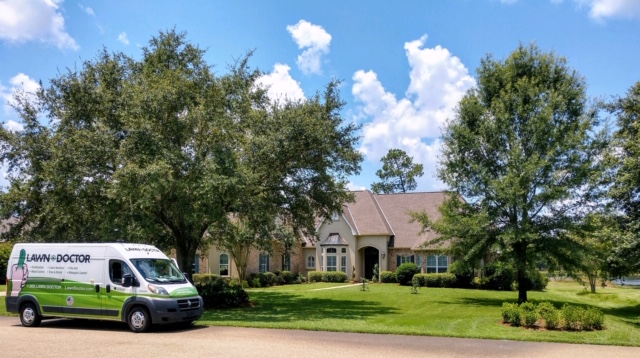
<box><xmin>198</xmin><ymin>281</ymin><xmax>640</xmax><ymax>346</ymax></box>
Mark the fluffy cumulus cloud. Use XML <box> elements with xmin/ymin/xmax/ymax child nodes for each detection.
<box><xmin>352</xmin><ymin>35</ymin><xmax>475</xmax><ymax>191</ymax></box>
<box><xmin>286</xmin><ymin>20</ymin><xmax>331</xmax><ymax>75</ymax></box>
<box><xmin>256</xmin><ymin>63</ymin><xmax>305</xmax><ymax>102</ymax></box>
<box><xmin>582</xmin><ymin>0</ymin><xmax>640</xmax><ymax>20</ymax></box>
<box><xmin>118</xmin><ymin>32</ymin><xmax>130</xmax><ymax>45</ymax></box>
<box><xmin>0</xmin><ymin>0</ymin><xmax>79</xmax><ymax>50</ymax></box>
<box><xmin>1</xmin><ymin>73</ymin><xmax>41</xmax><ymax>114</ymax></box>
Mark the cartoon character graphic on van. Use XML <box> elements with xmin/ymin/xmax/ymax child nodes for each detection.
<box><xmin>9</xmin><ymin>249</ymin><xmax>29</xmax><ymax>297</ymax></box>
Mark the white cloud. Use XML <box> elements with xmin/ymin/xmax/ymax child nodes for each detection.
<box><xmin>256</xmin><ymin>64</ymin><xmax>305</xmax><ymax>102</ymax></box>
<box><xmin>79</xmin><ymin>4</ymin><xmax>94</xmax><ymax>16</ymax></box>
<box><xmin>3</xmin><ymin>120</ymin><xmax>24</xmax><ymax>132</ymax></box>
<box><xmin>346</xmin><ymin>182</ymin><xmax>366</xmax><ymax>191</ymax></box>
<box><xmin>117</xmin><ymin>32</ymin><xmax>130</xmax><ymax>45</ymax></box>
<box><xmin>1</xmin><ymin>73</ymin><xmax>41</xmax><ymax>113</ymax></box>
<box><xmin>352</xmin><ymin>35</ymin><xmax>475</xmax><ymax>191</ymax></box>
<box><xmin>286</xmin><ymin>20</ymin><xmax>331</xmax><ymax>75</ymax></box>
<box><xmin>582</xmin><ymin>0</ymin><xmax>640</xmax><ymax>20</ymax></box>
<box><xmin>0</xmin><ymin>0</ymin><xmax>79</xmax><ymax>50</ymax></box>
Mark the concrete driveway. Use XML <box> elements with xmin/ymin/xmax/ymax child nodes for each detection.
<box><xmin>1</xmin><ymin>316</ymin><xmax>639</xmax><ymax>357</ymax></box>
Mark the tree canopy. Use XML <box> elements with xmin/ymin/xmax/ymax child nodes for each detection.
<box><xmin>371</xmin><ymin>148</ymin><xmax>424</xmax><ymax>194</ymax></box>
<box><xmin>417</xmin><ymin>44</ymin><xmax>605</xmax><ymax>303</ymax></box>
<box><xmin>0</xmin><ymin>30</ymin><xmax>362</xmax><ymax>271</ymax></box>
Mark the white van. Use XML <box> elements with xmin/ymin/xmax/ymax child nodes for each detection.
<box><xmin>4</xmin><ymin>243</ymin><xmax>203</xmax><ymax>332</ymax></box>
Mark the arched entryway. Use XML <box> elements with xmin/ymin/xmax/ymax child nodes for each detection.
<box><xmin>363</xmin><ymin>247</ymin><xmax>379</xmax><ymax>280</ymax></box>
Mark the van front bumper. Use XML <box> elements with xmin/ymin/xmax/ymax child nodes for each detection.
<box><xmin>145</xmin><ymin>296</ymin><xmax>204</xmax><ymax>324</ymax></box>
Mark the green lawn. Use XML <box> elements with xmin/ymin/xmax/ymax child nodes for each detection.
<box><xmin>198</xmin><ymin>281</ymin><xmax>640</xmax><ymax>346</ymax></box>
<box><xmin>3</xmin><ymin>281</ymin><xmax>639</xmax><ymax>346</ymax></box>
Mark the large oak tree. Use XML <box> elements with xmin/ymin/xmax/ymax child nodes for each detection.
<box><xmin>416</xmin><ymin>44</ymin><xmax>605</xmax><ymax>303</ymax></box>
<box><xmin>0</xmin><ymin>30</ymin><xmax>362</xmax><ymax>272</ymax></box>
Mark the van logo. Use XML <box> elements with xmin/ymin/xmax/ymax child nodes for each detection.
<box><xmin>66</xmin><ymin>296</ymin><xmax>74</xmax><ymax>306</ymax></box>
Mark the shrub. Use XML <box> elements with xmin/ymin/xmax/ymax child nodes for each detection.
<box><xmin>582</xmin><ymin>307</ymin><xmax>604</xmax><ymax>330</ymax></box>
<box><xmin>192</xmin><ymin>274</ymin><xmax>220</xmax><ymax>285</ymax></box>
<box><xmin>562</xmin><ymin>304</ymin><xmax>584</xmax><ymax>330</ymax></box>
<box><xmin>448</xmin><ymin>260</ymin><xmax>475</xmax><ymax>288</ymax></box>
<box><xmin>308</xmin><ymin>271</ymin><xmax>323</xmax><ymax>283</ymax></box>
<box><xmin>323</xmin><ymin>271</ymin><xmax>347</xmax><ymax>283</ymax></box>
<box><xmin>195</xmin><ymin>276</ymin><xmax>249</xmax><ymax>309</ymax></box>
<box><xmin>501</xmin><ymin>303</ymin><xmax>519</xmax><ymax>324</ymax></box>
<box><xmin>279</xmin><ymin>271</ymin><xmax>295</xmax><ymax>284</ymax></box>
<box><xmin>0</xmin><ymin>242</ymin><xmax>13</xmax><ymax>278</ymax></box>
<box><xmin>516</xmin><ymin>270</ymin><xmax>549</xmax><ymax>291</ymax></box>
<box><xmin>413</xmin><ymin>273</ymin><xmax>457</xmax><ymax>288</ymax></box>
<box><xmin>520</xmin><ymin>303</ymin><xmax>538</xmax><ymax>328</ymax></box>
<box><xmin>484</xmin><ymin>262</ymin><xmax>515</xmax><ymax>291</ymax></box>
<box><xmin>542</xmin><ymin>308</ymin><xmax>560</xmax><ymax>330</ymax></box>
<box><xmin>396</xmin><ymin>263</ymin><xmax>420</xmax><ymax>286</ymax></box>
<box><xmin>380</xmin><ymin>271</ymin><xmax>396</xmax><ymax>283</ymax></box>
<box><xmin>263</xmin><ymin>272</ymin><xmax>277</xmax><ymax>286</ymax></box>
<box><xmin>536</xmin><ymin>302</ymin><xmax>556</xmax><ymax>317</ymax></box>
<box><xmin>251</xmin><ymin>278</ymin><xmax>260</xmax><ymax>288</ymax></box>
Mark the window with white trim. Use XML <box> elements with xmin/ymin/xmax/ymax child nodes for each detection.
<box><xmin>219</xmin><ymin>254</ymin><xmax>229</xmax><ymax>276</ymax></box>
<box><xmin>396</xmin><ymin>254</ymin><xmax>415</xmax><ymax>267</ymax></box>
<box><xmin>259</xmin><ymin>253</ymin><xmax>270</xmax><ymax>273</ymax></box>
<box><xmin>340</xmin><ymin>255</ymin><xmax>347</xmax><ymax>273</ymax></box>
<box><xmin>427</xmin><ymin>255</ymin><xmax>449</xmax><ymax>273</ymax></box>
<box><xmin>306</xmin><ymin>255</ymin><xmax>315</xmax><ymax>269</ymax></box>
<box><xmin>326</xmin><ymin>248</ymin><xmax>337</xmax><ymax>271</ymax></box>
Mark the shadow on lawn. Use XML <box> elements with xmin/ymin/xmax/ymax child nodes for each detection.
<box><xmin>201</xmin><ymin>291</ymin><xmax>398</xmax><ymax>323</ymax></box>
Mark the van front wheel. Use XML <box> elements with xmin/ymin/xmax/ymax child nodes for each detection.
<box><xmin>127</xmin><ymin>306</ymin><xmax>151</xmax><ymax>333</ymax></box>
<box><xmin>20</xmin><ymin>303</ymin><xmax>42</xmax><ymax>327</ymax></box>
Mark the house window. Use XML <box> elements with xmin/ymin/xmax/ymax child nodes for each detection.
<box><xmin>340</xmin><ymin>255</ymin><xmax>347</xmax><ymax>273</ymax></box>
<box><xmin>327</xmin><ymin>248</ymin><xmax>337</xmax><ymax>253</ymax></box>
<box><xmin>341</xmin><ymin>248</ymin><xmax>346</xmax><ymax>254</ymax></box>
<box><xmin>306</xmin><ymin>255</ymin><xmax>315</xmax><ymax>269</ymax></box>
<box><xmin>281</xmin><ymin>254</ymin><xmax>291</xmax><ymax>271</ymax></box>
<box><xmin>259</xmin><ymin>253</ymin><xmax>270</xmax><ymax>273</ymax></box>
<box><xmin>427</xmin><ymin>255</ymin><xmax>449</xmax><ymax>273</ymax></box>
<box><xmin>396</xmin><ymin>254</ymin><xmax>415</xmax><ymax>267</ymax></box>
<box><xmin>417</xmin><ymin>255</ymin><xmax>423</xmax><ymax>269</ymax></box>
<box><xmin>331</xmin><ymin>212</ymin><xmax>340</xmax><ymax>221</ymax></box>
<box><xmin>219</xmin><ymin>254</ymin><xmax>229</xmax><ymax>276</ymax></box>
<box><xmin>327</xmin><ymin>256</ymin><xmax>337</xmax><ymax>271</ymax></box>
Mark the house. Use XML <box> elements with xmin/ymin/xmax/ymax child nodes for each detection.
<box><xmin>200</xmin><ymin>190</ymin><xmax>451</xmax><ymax>280</ymax></box>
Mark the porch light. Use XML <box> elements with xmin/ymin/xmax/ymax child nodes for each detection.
<box><xmin>381</xmin><ymin>252</ymin><xmax>385</xmax><ymax>259</ymax></box>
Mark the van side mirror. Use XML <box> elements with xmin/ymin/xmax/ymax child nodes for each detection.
<box><xmin>122</xmin><ymin>274</ymin><xmax>135</xmax><ymax>287</ymax></box>
<box><xmin>183</xmin><ymin>272</ymin><xmax>191</xmax><ymax>283</ymax></box>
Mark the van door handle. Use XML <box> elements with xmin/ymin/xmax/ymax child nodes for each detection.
<box><xmin>106</xmin><ymin>284</ymin><xmax>111</xmax><ymax>293</ymax></box>
<box><xmin>95</xmin><ymin>284</ymin><xmax>100</xmax><ymax>293</ymax></box>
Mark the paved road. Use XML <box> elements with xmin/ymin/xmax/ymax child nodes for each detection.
<box><xmin>1</xmin><ymin>316</ymin><xmax>639</xmax><ymax>358</ymax></box>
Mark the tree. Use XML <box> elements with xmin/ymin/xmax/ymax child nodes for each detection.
<box><xmin>415</xmin><ymin>44</ymin><xmax>605</xmax><ymax>303</ymax></box>
<box><xmin>605</xmin><ymin>82</ymin><xmax>640</xmax><ymax>276</ymax></box>
<box><xmin>0</xmin><ymin>30</ymin><xmax>362</xmax><ymax>273</ymax></box>
<box><xmin>371</xmin><ymin>149</ymin><xmax>423</xmax><ymax>194</ymax></box>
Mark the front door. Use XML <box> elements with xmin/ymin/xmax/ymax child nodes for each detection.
<box><xmin>363</xmin><ymin>247</ymin><xmax>379</xmax><ymax>280</ymax></box>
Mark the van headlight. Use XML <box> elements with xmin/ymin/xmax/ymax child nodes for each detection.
<box><xmin>148</xmin><ymin>284</ymin><xmax>169</xmax><ymax>295</ymax></box>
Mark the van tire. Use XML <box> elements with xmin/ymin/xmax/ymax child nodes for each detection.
<box><xmin>20</xmin><ymin>303</ymin><xmax>42</xmax><ymax>328</ymax></box>
<box><xmin>127</xmin><ymin>306</ymin><xmax>151</xmax><ymax>333</ymax></box>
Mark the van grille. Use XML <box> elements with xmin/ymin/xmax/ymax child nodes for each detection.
<box><xmin>177</xmin><ymin>298</ymin><xmax>200</xmax><ymax>311</ymax></box>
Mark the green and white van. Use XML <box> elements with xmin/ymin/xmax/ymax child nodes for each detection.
<box><xmin>4</xmin><ymin>243</ymin><xmax>203</xmax><ymax>332</ymax></box>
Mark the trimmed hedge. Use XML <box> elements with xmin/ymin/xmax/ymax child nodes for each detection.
<box><xmin>501</xmin><ymin>301</ymin><xmax>604</xmax><ymax>331</ymax></box>
<box><xmin>323</xmin><ymin>271</ymin><xmax>348</xmax><ymax>283</ymax></box>
<box><xmin>193</xmin><ymin>274</ymin><xmax>249</xmax><ymax>309</ymax></box>
<box><xmin>396</xmin><ymin>263</ymin><xmax>420</xmax><ymax>286</ymax></box>
<box><xmin>380</xmin><ymin>271</ymin><xmax>396</xmax><ymax>283</ymax></box>
<box><xmin>413</xmin><ymin>273</ymin><xmax>457</xmax><ymax>288</ymax></box>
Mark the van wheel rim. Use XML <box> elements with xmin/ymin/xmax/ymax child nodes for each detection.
<box><xmin>131</xmin><ymin>311</ymin><xmax>146</xmax><ymax>329</ymax></box>
<box><xmin>23</xmin><ymin>308</ymin><xmax>35</xmax><ymax>324</ymax></box>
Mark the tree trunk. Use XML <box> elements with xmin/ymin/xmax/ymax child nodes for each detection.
<box><xmin>175</xmin><ymin>238</ymin><xmax>197</xmax><ymax>279</ymax></box>
<box><xmin>588</xmin><ymin>273</ymin><xmax>597</xmax><ymax>293</ymax></box>
<box><xmin>515</xmin><ymin>242</ymin><xmax>528</xmax><ymax>303</ymax></box>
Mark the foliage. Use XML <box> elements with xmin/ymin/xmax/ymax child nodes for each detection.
<box><xmin>371</xmin><ymin>149</ymin><xmax>424</xmax><ymax>194</ymax></box>
<box><xmin>604</xmin><ymin>82</ymin><xmax>640</xmax><ymax>276</ymax></box>
<box><xmin>561</xmin><ymin>304</ymin><xmax>584</xmax><ymax>330</ymax></box>
<box><xmin>484</xmin><ymin>262</ymin><xmax>515</xmax><ymax>291</ymax></box>
<box><xmin>0</xmin><ymin>242</ymin><xmax>12</xmax><ymax>277</ymax></box>
<box><xmin>308</xmin><ymin>271</ymin><xmax>323</xmax><ymax>283</ymax></box>
<box><xmin>279</xmin><ymin>271</ymin><xmax>295</xmax><ymax>284</ymax></box>
<box><xmin>501</xmin><ymin>302</ymin><xmax>519</xmax><ymax>324</ymax></box>
<box><xmin>448</xmin><ymin>260</ymin><xmax>475</xmax><ymax>288</ymax></box>
<box><xmin>416</xmin><ymin>44</ymin><xmax>605</xmax><ymax>303</ymax></box>
<box><xmin>515</xmin><ymin>269</ymin><xmax>549</xmax><ymax>291</ymax></box>
<box><xmin>372</xmin><ymin>263</ymin><xmax>379</xmax><ymax>282</ymax></box>
<box><xmin>322</xmin><ymin>271</ymin><xmax>347</xmax><ymax>283</ymax></box>
<box><xmin>395</xmin><ymin>263</ymin><xmax>420</xmax><ymax>286</ymax></box>
<box><xmin>192</xmin><ymin>274</ymin><xmax>220</xmax><ymax>285</ymax></box>
<box><xmin>195</xmin><ymin>276</ymin><xmax>249</xmax><ymax>309</ymax></box>
<box><xmin>582</xmin><ymin>307</ymin><xmax>605</xmax><ymax>330</ymax></box>
<box><xmin>413</xmin><ymin>273</ymin><xmax>457</xmax><ymax>288</ymax></box>
<box><xmin>380</xmin><ymin>271</ymin><xmax>396</xmax><ymax>283</ymax></box>
<box><xmin>263</xmin><ymin>272</ymin><xmax>277</xmax><ymax>286</ymax></box>
<box><xmin>0</xmin><ymin>30</ymin><xmax>362</xmax><ymax>274</ymax></box>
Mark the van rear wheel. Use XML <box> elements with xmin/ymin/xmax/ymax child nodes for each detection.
<box><xmin>127</xmin><ymin>306</ymin><xmax>151</xmax><ymax>333</ymax></box>
<box><xmin>20</xmin><ymin>303</ymin><xmax>42</xmax><ymax>327</ymax></box>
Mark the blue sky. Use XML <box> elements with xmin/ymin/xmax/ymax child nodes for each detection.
<box><xmin>1</xmin><ymin>0</ymin><xmax>639</xmax><ymax>192</ymax></box>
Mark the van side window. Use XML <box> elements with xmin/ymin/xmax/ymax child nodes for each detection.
<box><xmin>110</xmin><ymin>260</ymin><xmax>133</xmax><ymax>285</ymax></box>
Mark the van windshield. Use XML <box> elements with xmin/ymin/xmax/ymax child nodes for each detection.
<box><xmin>130</xmin><ymin>258</ymin><xmax>187</xmax><ymax>284</ymax></box>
